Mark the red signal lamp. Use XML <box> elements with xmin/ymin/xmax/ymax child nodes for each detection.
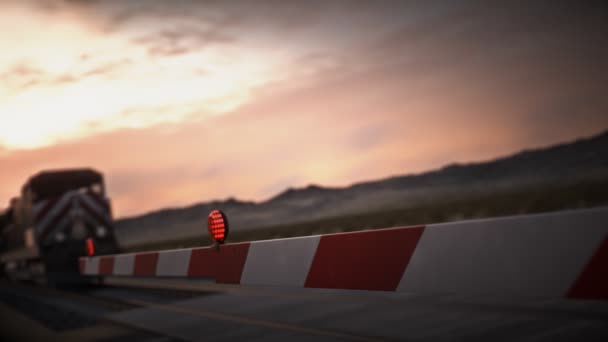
<box><xmin>85</xmin><ymin>237</ymin><xmax>95</xmax><ymax>256</ymax></box>
<box><xmin>208</xmin><ymin>209</ymin><xmax>229</xmax><ymax>245</ymax></box>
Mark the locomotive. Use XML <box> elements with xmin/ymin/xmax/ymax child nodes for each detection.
<box><xmin>0</xmin><ymin>168</ymin><xmax>119</xmax><ymax>285</ymax></box>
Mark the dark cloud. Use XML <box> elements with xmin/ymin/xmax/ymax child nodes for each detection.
<box><xmin>62</xmin><ymin>0</ymin><xmax>226</xmax><ymax>32</ymax></box>
<box><xmin>34</xmin><ymin>0</ymin><xmax>607</xmax><ymax>70</ymax></box>
<box><xmin>131</xmin><ymin>26</ymin><xmax>235</xmax><ymax>57</ymax></box>
<box><xmin>28</xmin><ymin>1</ymin><xmax>238</xmax><ymax>58</ymax></box>
<box><xmin>365</xmin><ymin>1</ymin><xmax>608</xmax><ymax>64</ymax></box>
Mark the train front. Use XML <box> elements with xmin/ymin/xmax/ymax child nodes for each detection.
<box><xmin>27</xmin><ymin>169</ymin><xmax>119</xmax><ymax>285</ymax></box>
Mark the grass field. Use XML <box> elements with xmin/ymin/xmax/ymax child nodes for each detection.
<box><xmin>125</xmin><ymin>176</ymin><xmax>608</xmax><ymax>252</ymax></box>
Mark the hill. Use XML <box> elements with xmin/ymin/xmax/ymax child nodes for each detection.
<box><xmin>115</xmin><ymin>130</ymin><xmax>608</xmax><ymax>248</ymax></box>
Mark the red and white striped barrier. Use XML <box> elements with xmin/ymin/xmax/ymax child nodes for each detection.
<box><xmin>80</xmin><ymin>207</ymin><xmax>608</xmax><ymax>300</ymax></box>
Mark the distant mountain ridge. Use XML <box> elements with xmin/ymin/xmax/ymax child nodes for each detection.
<box><xmin>115</xmin><ymin>130</ymin><xmax>608</xmax><ymax>247</ymax></box>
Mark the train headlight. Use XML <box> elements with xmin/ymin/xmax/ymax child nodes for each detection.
<box><xmin>96</xmin><ymin>225</ymin><xmax>107</xmax><ymax>238</ymax></box>
<box><xmin>55</xmin><ymin>232</ymin><xmax>66</xmax><ymax>242</ymax></box>
<box><xmin>207</xmin><ymin>209</ymin><xmax>229</xmax><ymax>245</ymax></box>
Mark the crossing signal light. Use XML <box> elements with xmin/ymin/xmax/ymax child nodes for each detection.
<box><xmin>208</xmin><ymin>209</ymin><xmax>229</xmax><ymax>244</ymax></box>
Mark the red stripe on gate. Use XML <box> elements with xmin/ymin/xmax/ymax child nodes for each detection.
<box><xmin>567</xmin><ymin>237</ymin><xmax>608</xmax><ymax>299</ymax></box>
<box><xmin>187</xmin><ymin>243</ymin><xmax>250</xmax><ymax>284</ymax></box>
<box><xmin>99</xmin><ymin>256</ymin><xmax>115</xmax><ymax>275</ymax></box>
<box><xmin>134</xmin><ymin>252</ymin><xmax>159</xmax><ymax>276</ymax></box>
<box><xmin>305</xmin><ymin>226</ymin><xmax>425</xmax><ymax>291</ymax></box>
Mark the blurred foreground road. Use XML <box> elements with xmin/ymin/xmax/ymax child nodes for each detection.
<box><xmin>104</xmin><ymin>278</ymin><xmax>608</xmax><ymax>341</ymax></box>
<box><xmin>2</xmin><ymin>278</ymin><xmax>607</xmax><ymax>341</ymax></box>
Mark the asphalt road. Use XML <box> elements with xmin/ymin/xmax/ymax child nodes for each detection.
<box><xmin>100</xmin><ymin>279</ymin><xmax>608</xmax><ymax>342</ymax></box>
<box><xmin>0</xmin><ymin>281</ymin><xmax>181</xmax><ymax>342</ymax></box>
<box><xmin>1</xmin><ymin>280</ymin><xmax>607</xmax><ymax>341</ymax></box>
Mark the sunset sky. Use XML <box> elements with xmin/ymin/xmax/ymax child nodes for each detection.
<box><xmin>1</xmin><ymin>0</ymin><xmax>607</xmax><ymax>218</ymax></box>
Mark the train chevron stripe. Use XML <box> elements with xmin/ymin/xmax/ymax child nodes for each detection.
<box><xmin>87</xmin><ymin>192</ymin><xmax>111</xmax><ymax>213</ymax></box>
<box><xmin>39</xmin><ymin>201</ymin><xmax>72</xmax><ymax>242</ymax></box>
<box><xmin>80</xmin><ymin>198</ymin><xmax>113</xmax><ymax>228</ymax></box>
<box><xmin>80</xmin><ymin>193</ymin><xmax>112</xmax><ymax>226</ymax></box>
<box><xmin>33</xmin><ymin>192</ymin><xmax>113</xmax><ymax>244</ymax></box>
<box><xmin>35</xmin><ymin>192</ymin><xmax>74</xmax><ymax>233</ymax></box>
<box><xmin>80</xmin><ymin>206</ymin><xmax>608</xmax><ymax>300</ymax></box>
<box><xmin>33</xmin><ymin>198</ymin><xmax>58</xmax><ymax>222</ymax></box>
<box><xmin>42</xmin><ymin>210</ymin><xmax>72</xmax><ymax>244</ymax></box>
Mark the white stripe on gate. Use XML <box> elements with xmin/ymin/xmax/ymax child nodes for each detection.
<box><xmin>83</xmin><ymin>257</ymin><xmax>100</xmax><ymax>275</ymax></box>
<box><xmin>156</xmin><ymin>249</ymin><xmax>192</xmax><ymax>277</ymax></box>
<box><xmin>113</xmin><ymin>254</ymin><xmax>135</xmax><ymax>276</ymax></box>
<box><xmin>398</xmin><ymin>207</ymin><xmax>608</xmax><ymax>297</ymax></box>
<box><xmin>240</xmin><ymin>235</ymin><xmax>321</xmax><ymax>287</ymax></box>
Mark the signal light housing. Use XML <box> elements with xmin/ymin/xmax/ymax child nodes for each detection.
<box><xmin>85</xmin><ymin>237</ymin><xmax>95</xmax><ymax>256</ymax></box>
<box><xmin>208</xmin><ymin>209</ymin><xmax>229</xmax><ymax>244</ymax></box>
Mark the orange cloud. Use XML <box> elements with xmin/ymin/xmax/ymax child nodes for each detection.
<box><xmin>3</xmin><ymin>57</ymin><xmax>607</xmax><ymax>218</ymax></box>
